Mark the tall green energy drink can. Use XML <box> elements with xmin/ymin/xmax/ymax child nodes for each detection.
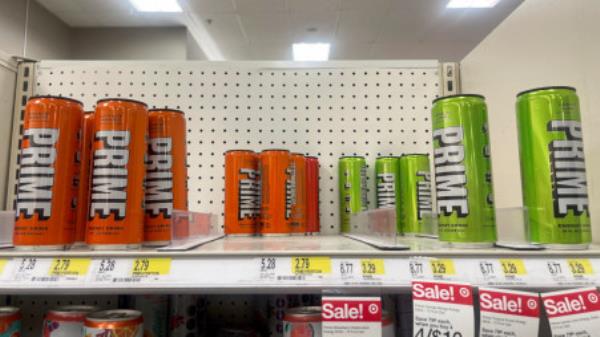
<box><xmin>432</xmin><ymin>94</ymin><xmax>496</xmax><ymax>247</ymax></box>
<box><xmin>516</xmin><ymin>86</ymin><xmax>591</xmax><ymax>249</ymax></box>
<box><xmin>375</xmin><ymin>156</ymin><xmax>401</xmax><ymax>232</ymax></box>
<box><xmin>398</xmin><ymin>154</ymin><xmax>433</xmax><ymax>235</ymax></box>
<box><xmin>339</xmin><ymin>156</ymin><xmax>368</xmax><ymax>233</ymax></box>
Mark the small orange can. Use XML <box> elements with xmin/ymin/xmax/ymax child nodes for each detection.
<box><xmin>144</xmin><ymin>109</ymin><xmax>189</xmax><ymax>246</ymax></box>
<box><xmin>83</xmin><ymin>309</ymin><xmax>143</xmax><ymax>337</ymax></box>
<box><xmin>14</xmin><ymin>96</ymin><xmax>83</xmax><ymax>250</ymax></box>
<box><xmin>86</xmin><ymin>98</ymin><xmax>148</xmax><ymax>250</ymax></box>
<box><xmin>74</xmin><ymin>111</ymin><xmax>94</xmax><ymax>244</ymax></box>
<box><xmin>224</xmin><ymin>150</ymin><xmax>260</xmax><ymax>235</ymax></box>
<box><xmin>259</xmin><ymin>149</ymin><xmax>292</xmax><ymax>235</ymax></box>
<box><xmin>290</xmin><ymin>153</ymin><xmax>307</xmax><ymax>235</ymax></box>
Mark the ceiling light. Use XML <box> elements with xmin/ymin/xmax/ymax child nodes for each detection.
<box><xmin>130</xmin><ymin>0</ymin><xmax>182</xmax><ymax>12</ymax></box>
<box><xmin>293</xmin><ymin>43</ymin><xmax>330</xmax><ymax>61</ymax></box>
<box><xmin>447</xmin><ymin>0</ymin><xmax>501</xmax><ymax>8</ymax></box>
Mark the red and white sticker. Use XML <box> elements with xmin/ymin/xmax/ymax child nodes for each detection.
<box><xmin>322</xmin><ymin>296</ymin><xmax>382</xmax><ymax>337</ymax></box>
<box><xmin>478</xmin><ymin>288</ymin><xmax>540</xmax><ymax>337</ymax></box>
<box><xmin>412</xmin><ymin>280</ymin><xmax>474</xmax><ymax>337</ymax></box>
<box><xmin>542</xmin><ymin>287</ymin><xmax>600</xmax><ymax>336</ymax></box>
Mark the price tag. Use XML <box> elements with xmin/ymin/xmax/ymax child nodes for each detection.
<box><xmin>12</xmin><ymin>257</ymin><xmax>41</xmax><ymax>282</ymax></box>
<box><xmin>291</xmin><ymin>257</ymin><xmax>331</xmax><ymax>274</ymax></box>
<box><xmin>545</xmin><ymin>259</ymin><xmax>596</xmax><ymax>286</ymax></box>
<box><xmin>131</xmin><ymin>258</ymin><xmax>171</xmax><ymax>276</ymax></box>
<box><xmin>360</xmin><ymin>259</ymin><xmax>384</xmax><ymax>275</ymax></box>
<box><xmin>499</xmin><ymin>259</ymin><xmax>526</xmax><ymax>276</ymax></box>
<box><xmin>0</xmin><ymin>259</ymin><xmax>8</xmax><ymax>276</ymax></box>
<box><xmin>338</xmin><ymin>260</ymin><xmax>356</xmax><ymax>280</ymax></box>
<box><xmin>322</xmin><ymin>297</ymin><xmax>382</xmax><ymax>337</ymax></box>
<box><xmin>542</xmin><ymin>287</ymin><xmax>600</xmax><ymax>336</ymax></box>
<box><xmin>49</xmin><ymin>258</ymin><xmax>91</xmax><ymax>277</ymax></box>
<box><xmin>479</xmin><ymin>288</ymin><xmax>540</xmax><ymax>337</ymax></box>
<box><xmin>258</xmin><ymin>257</ymin><xmax>277</xmax><ymax>281</ymax></box>
<box><xmin>409</xmin><ymin>259</ymin><xmax>426</xmax><ymax>279</ymax></box>
<box><xmin>430</xmin><ymin>259</ymin><xmax>455</xmax><ymax>276</ymax></box>
<box><xmin>567</xmin><ymin>259</ymin><xmax>594</xmax><ymax>276</ymax></box>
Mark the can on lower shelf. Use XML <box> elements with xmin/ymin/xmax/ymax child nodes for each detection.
<box><xmin>0</xmin><ymin>307</ymin><xmax>21</xmax><ymax>337</ymax></box>
<box><xmin>432</xmin><ymin>94</ymin><xmax>497</xmax><ymax>247</ymax></box>
<box><xmin>14</xmin><ymin>96</ymin><xmax>84</xmax><ymax>250</ymax></box>
<box><xmin>398</xmin><ymin>154</ymin><xmax>433</xmax><ymax>236</ymax></box>
<box><xmin>127</xmin><ymin>295</ymin><xmax>169</xmax><ymax>337</ymax></box>
<box><xmin>516</xmin><ymin>86</ymin><xmax>591</xmax><ymax>249</ymax></box>
<box><xmin>290</xmin><ymin>153</ymin><xmax>307</xmax><ymax>235</ymax></box>
<box><xmin>84</xmin><ymin>309</ymin><xmax>143</xmax><ymax>337</ymax></box>
<box><xmin>43</xmin><ymin>305</ymin><xmax>98</xmax><ymax>337</ymax></box>
<box><xmin>305</xmin><ymin>156</ymin><xmax>320</xmax><ymax>234</ymax></box>
<box><xmin>339</xmin><ymin>156</ymin><xmax>368</xmax><ymax>233</ymax></box>
<box><xmin>225</xmin><ymin>150</ymin><xmax>261</xmax><ymax>235</ymax></box>
<box><xmin>259</xmin><ymin>149</ymin><xmax>293</xmax><ymax>235</ymax></box>
<box><xmin>87</xmin><ymin>98</ymin><xmax>148</xmax><ymax>250</ymax></box>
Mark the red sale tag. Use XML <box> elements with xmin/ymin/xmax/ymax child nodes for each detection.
<box><xmin>322</xmin><ymin>297</ymin><xmax>382</xmax><ymax>337</ymax></box>
<box><xmin>412</xmin><ymin>280</ymin><xmax>473</xmax><ymax>305</ymax></box>
<box><xmin>542</xmin><ymin>287</ymin><xmax>600</xmax><ymax>336</ymax></box>
<box><xmin>479</xmin><ymin>288</ymin><xmax>540</xmax><ymax>337</ymax></box>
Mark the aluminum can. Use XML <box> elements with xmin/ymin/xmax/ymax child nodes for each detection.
<box><xmin>375</xmin><ymin>156</ymin><xmax>401</xmax><ymax>232</ymax></box>
<box><xmin>127</xmin><ymin>295</ymin><xmax>168</xmax><ymax>337</ymax></box>
<box><xmin>290</xmin><ymin>153</ymin><xmax>307</xmax><ymax>235</ymax></box>
<box><xmin>283</xmin><ymin>307</ymin><xmax>321</xmax><ymax>337</ymax></box>
<box><xmin>224</xmin><ymin>150</ymin><xmax>260</xmax><ymax>235</ymax></box>
<box><xmin>14</xmin><ymin>96</ymin><xmax>83</xmax><ymax>249</ymax></box>
<box><xmin>83</xmin><ymin>309</ymin><xmax>143</xmax><ymax>337</ymax></box>
<box><xmin>75</xmin><ymin>112</ymin><xmax>95</xmax><ymax>244</ymax></box>
<box><xmin>338</xmin><ymin>156</ymin><xmax>368</xmax><ymax>233</ymax></box>
<box><xmin>267</xmin><ymin>295</ymin><xmax>302</xmax><ymax>337</ymax></box>
<box><xmin>144</xmin><ymin>109</ymin><xmax>188</xmax><ymax>246</ymax></box>
<box><xmin>0</xmin><ymin>307</ymin><xmax>21</xmax><ymax>337</ymax></box>
<box><xmin>168</xmin><ymin>295</ymin><xmax>207</xmax><ymax>337</ymax></box>
<box><xmin>305</xmin><ymin>157</ymin><xmax>320</xmax><ymax>234</ymax></box>
<box><xmin>43</xmin><ymin>305</ymin><xmax>97</xmax><ymax>337</ymax></box>
<box><xmin>259</xmin><ymin>149</ymin><xmax>292</xmax><ymax>235</ymax></box>
<box><xmin>87</xmin><ymin>98</ymin><xmax>148</xmax><ymax>250</ymax></box>
<box><xmin>516</xmin><ymin>86</ymin><xmax>591</xmax><ymax>248</ymax></box>
<box><xmin>398</xmin><ymin>154</ymin><xmax>433</xmax><ymax>235</ymax></box>
<box><xmin>432</xmin><ymin>94</ymin><xmax>496</xmax><ymax>247</ymax></box>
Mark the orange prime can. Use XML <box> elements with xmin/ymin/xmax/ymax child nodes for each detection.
<box><xmin>86</xmin><ymin>98</ymin><xmax>148</xmax><ymax>249</ymax></box>
<box><xmin>290</xmin><ymin>153</ymin><xmax>307</xmax><ymax>234</ymax></box>
<box><xmin>305</xmin><ymin>156</ymin><xmax>320</xmax><ymax>234</ymax></box>
<box><xmin>259</xmin><ymin>149</ymin><xmax>292</xmax><ymax>235</ymax></box>
<box><xmin>83</xmin><ymin>309</ymin><xmax>143</xmax><ymax>337</ymax></box>
<box><xmin>144</xmin><ymin>109</ymin><xmax>189</xmax><ymax>246</ymax></box>
<box><xmin>14</xmin><ymin>96</ymin><xmax>83</xmax><ymax>249</ymax></box>
<box><xmin>224</xmin><ymin>150</ymin><xmax>260</xmax><ymax>235</ymax></box>
<box><xmin>75</xmin><ymin>111</ymin><xmax>94</xmax><ymax>244</ymax></box>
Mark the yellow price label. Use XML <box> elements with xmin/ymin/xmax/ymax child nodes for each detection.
<box><xmin>430</xmin><ymin>259</ymin><xmax>455</xmax><ymax>275</ymax></box>
<box><xmin>292</xmin><ymin>257</ymin><xmax>331</xmax><ymax>274</ymax></box>
<box><xmin>499</xmin><ymin>259</ymin><xmax>526</xmax><ymax>275</ymax></box>
<box><xmin>49</xmin><ymin>258</ymin><xmax>91</xmax><ymax>276</ymax></box>
<box><xmin>360</xmin><ymin>259</ymin><xmax>385</xmax><ymax>275</ymax></box>
<box><xmin>0</xmin><ymin>259</ymin><xmax>7</xmax><ymax>274</ymax></box>
<box><xmin>567</xmin><ymin>259</ymin><xmax>594</xmax><ymax>275</ymax></box>
<box><xmin>131</xmin><ymin>258</ymin><xmax>171</xmax><ymax>276</ymax></box>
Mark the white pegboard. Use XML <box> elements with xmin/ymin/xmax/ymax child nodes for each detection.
<box><xmin>29</xmin><ymin>60</ymin><xmax>441</xmax><ymax>234</ymax></box>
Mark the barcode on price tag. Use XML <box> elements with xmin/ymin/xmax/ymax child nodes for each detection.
<box><xmin>291</xmin><ymin>257</ymin><xmax>331</xmax><ymax>274</ymax></box>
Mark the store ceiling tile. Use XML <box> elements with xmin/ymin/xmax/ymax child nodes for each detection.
<box><xmin>239</xmin><ymin>13</ymin><xmax>293</xmax><ymax>43</ymax></box>
<box><xmin>289</xmin><ymin>11</ymin><xmax>337</xmax><ymax>43</ymax></box>
<box><xmin>335</xmin><ymin>10</ymin><xmax>384</xmax><ymax>44</ymax></box>
<box><xmin>329</xmin><ymin>42</ymin><xmax>373</xmax><ymax>60</ymax></box>
<box><xmin>187</xmin><ymin>0</ymin><xmax>237</xmax><ymax>14</ymax></box>
<box><xmin>202</xmin><ymin>14</ymin><xmax>248</xmax><ymax>45</ymax></box>
<box><xmin>232</xmin><ymin>0</ymin><xmax>287</xmax><ymax>13</ymax></box>
<box><xmin>287</xmin><ymin>0</ymin><xmax>341</xmax><ymax>15</ymax></box>
<box><xmin>248</xmin><ymin>41</ymin><xmax>292</xmax><ymax>60</ymax></box>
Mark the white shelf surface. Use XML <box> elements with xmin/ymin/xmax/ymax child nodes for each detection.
<box><xmin>0</xmin><ymin>235</ymin><xmax>599</xmax><ymax>294</ymax></box>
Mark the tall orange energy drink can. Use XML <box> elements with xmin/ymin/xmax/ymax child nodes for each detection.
<box><xmin>144</xmin><ymin>109</ymin><xmax>189</xmax><ymax>246</ymax></box>
<box><xmin>259</xmin><ymin>149</ymin><xmax>292</xmax><ymax>235</ymax></box>
<box><xmin>74</xmin><ymin>111</ymin><xmax>94</xmax><ymax>244</ymax></box>
<box><xmin>87</xmin><ymin>98</ymin><xmax>148</xmax><ymax>250</ymax></box>
<box><xmin>14</xmin><ymin>96</ymin><xmax>83</xmax><ymax>250</ymax></box>
<box><xmin>290</xmin><ymin>153</ymin><xmax>306</xmax><ymax>235</ymax></box>
<box><xmin>224</xmin><ymin>150</ymin><xmax>260</xmax><ymax>235</ymax></box>
<box><xmin>305</xmin><ymin>156</ymin><xmax>320</xmax><ymax>234</ymax></box>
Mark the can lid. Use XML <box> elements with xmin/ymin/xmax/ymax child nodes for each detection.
<box><xmin>148</xmin><ymin>108</ymin><xmax>185</xmax><ymax>114</ymax></box>
<box><xmin>305</xmin><ymin>156</ymin><xmax>319</xmax><ymax>160</ymax></box>
<box><xmin>291</xmin><ymin>152</ymin><xmax>305</xmax><ymax>156</ymax></box>
<box><xmin>339</xmin><ymin>155</ymin><xmax>365</xmax><ymax>159</ymax></box>
<box><xmin>225</xmin><ymin>149</ymin><xmax>255</xmax><ymax>153</ymax></box>
<box><xmin>84</xmin><ymin>110</ymin><xmax>94</xmax><ymax>115</ymax></box>
<box><xmin>401</xmin><ymin>153</ymin><xmax>429</xmax><ymax>157</ymax></box>
<box><xmin>49</xmin><ymin>305</ymin><xmax>98</xmax><ymax>315</ymax></box>
<box><xmin>0</xmin><ymin>307</ymin><xmax>20</xmax><ymax>316</ymax></box>
<box><xmin>376</xmin><ymin>156</ymin><xmax>398</xmax><ymax>160</ymax></box>
<box><xmin>96</xmin><ymin>98</ymin><xmax>148</xmax><ymax>107</ymax></box>
<box><xmin>432</xmin><ymin>94</ymin><xmax>485</xmax><ymax>104</ymax></box>
<box><xmin>284</xmin><ymin>306</ymin><xmax>322</xmax><ymax>322</ymax></box>
<box><xmin>29</xmin><ymin>95</ymin><xmax>84</xmax><ymax>106</ymax></box>
<box><xmin>261</xmin><ymin>149</ymin><xmax>290</xmax><ymax>152</ymax></box>
<box><xmin>86</xmin><ymin>309</ymin><xmax>142</xmax><ymax>322</ymax></box>
<box><xmin>516</xmin><ymin>86</ymin><xmax>576</xmax><ymax>97</ymax></box>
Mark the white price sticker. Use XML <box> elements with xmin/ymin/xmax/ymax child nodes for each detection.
<box><xmin>542</xmin><ymin>287</ymin><xmax>600</xmax><ymax>336</ymax></box>
<box><xmin>545</xmin><ymin>259</ymin><xmax>596</xmax><ymax>286</ymax></box>
<box><xmin>258</xmin><ymin>257</ymin><xmax>278</xmax><ymax>281</ymax></box>
<box><xmin>479</xmin><ymin>288</ymin><xmax>540</xmax><ymax>337</ymax></box>
<box><xmin>90</xmin><ymin>258</ymin><xmax>171</xmax><ymax>284</ymax></box>
<box><xmin>477</xmin><ymin>259</ymin><xmax>530</xmax><ymax>286</ymax></box>
<box><xmin>412</xmin><ymin>280</ymin><xmax>474</xmax><ymax>337</ymax></box>
<box><xmin>12</xmin><ymin>257</ymin><xmax>42</xmax><ymax>282</ymax></box>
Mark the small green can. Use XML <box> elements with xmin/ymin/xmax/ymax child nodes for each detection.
<box><xmin>339</xmin><ymin>156</ymin><xmax>368</xmax><ymax>233</ymax></box>
<box><xmin>516</xmin><ymin>86</ymin><xmax>591</xmax><ymax>249</ymax></box>
<box><xmin>398</xmin><ymin>154</ymin><xmax>433</xmax><ymax>235</ymax></box>
<box><xmin>375</xmin><ymin>156</ymin><xmax>401</xmax><ymax>231</ymax></box>
<box><xmin>432</xmin><ymin>94</ymin><xmax>496</xmax><ymax>247</ymax></box>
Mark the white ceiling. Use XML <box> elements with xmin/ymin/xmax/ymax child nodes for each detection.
<box><xmin>36</xmin><ymin>0</ymin><xmax>523</xmax><ymax>61</ymax></box>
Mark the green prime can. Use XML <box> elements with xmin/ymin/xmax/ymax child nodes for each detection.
<box><xmin>432</xmin><ymin>94</ymin><xmax>496</xmax><ymax>247</ymax></box>
<box><xmin>516</xmin><ymin>86</ymin><xmax>591</xmax><ymax>249</ymax></box>
<box><xmin>375</xmin><ymin>156</ymin><xmax>401</xmax><ymax>232</ymax></box>
<box><xmin>339</xmin><ymin>156</ymin><xmax>368</xmax><ymax>233</ymax></box>
<box><xmin>398</xmin><ymin>154</ymin><xmax>433</xmax><ymax>236</ymax></box>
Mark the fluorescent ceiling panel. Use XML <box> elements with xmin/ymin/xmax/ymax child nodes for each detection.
<box><xmin>293</xmin><ymin>43</ymin><xmax>330</xmax><ymax>61</ymax></box>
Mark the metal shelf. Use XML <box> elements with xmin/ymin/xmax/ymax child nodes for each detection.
<box><xmin>0</xmin><ymin>235</ymin><xmax>599</xmax><ymax>294</ymax></box>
